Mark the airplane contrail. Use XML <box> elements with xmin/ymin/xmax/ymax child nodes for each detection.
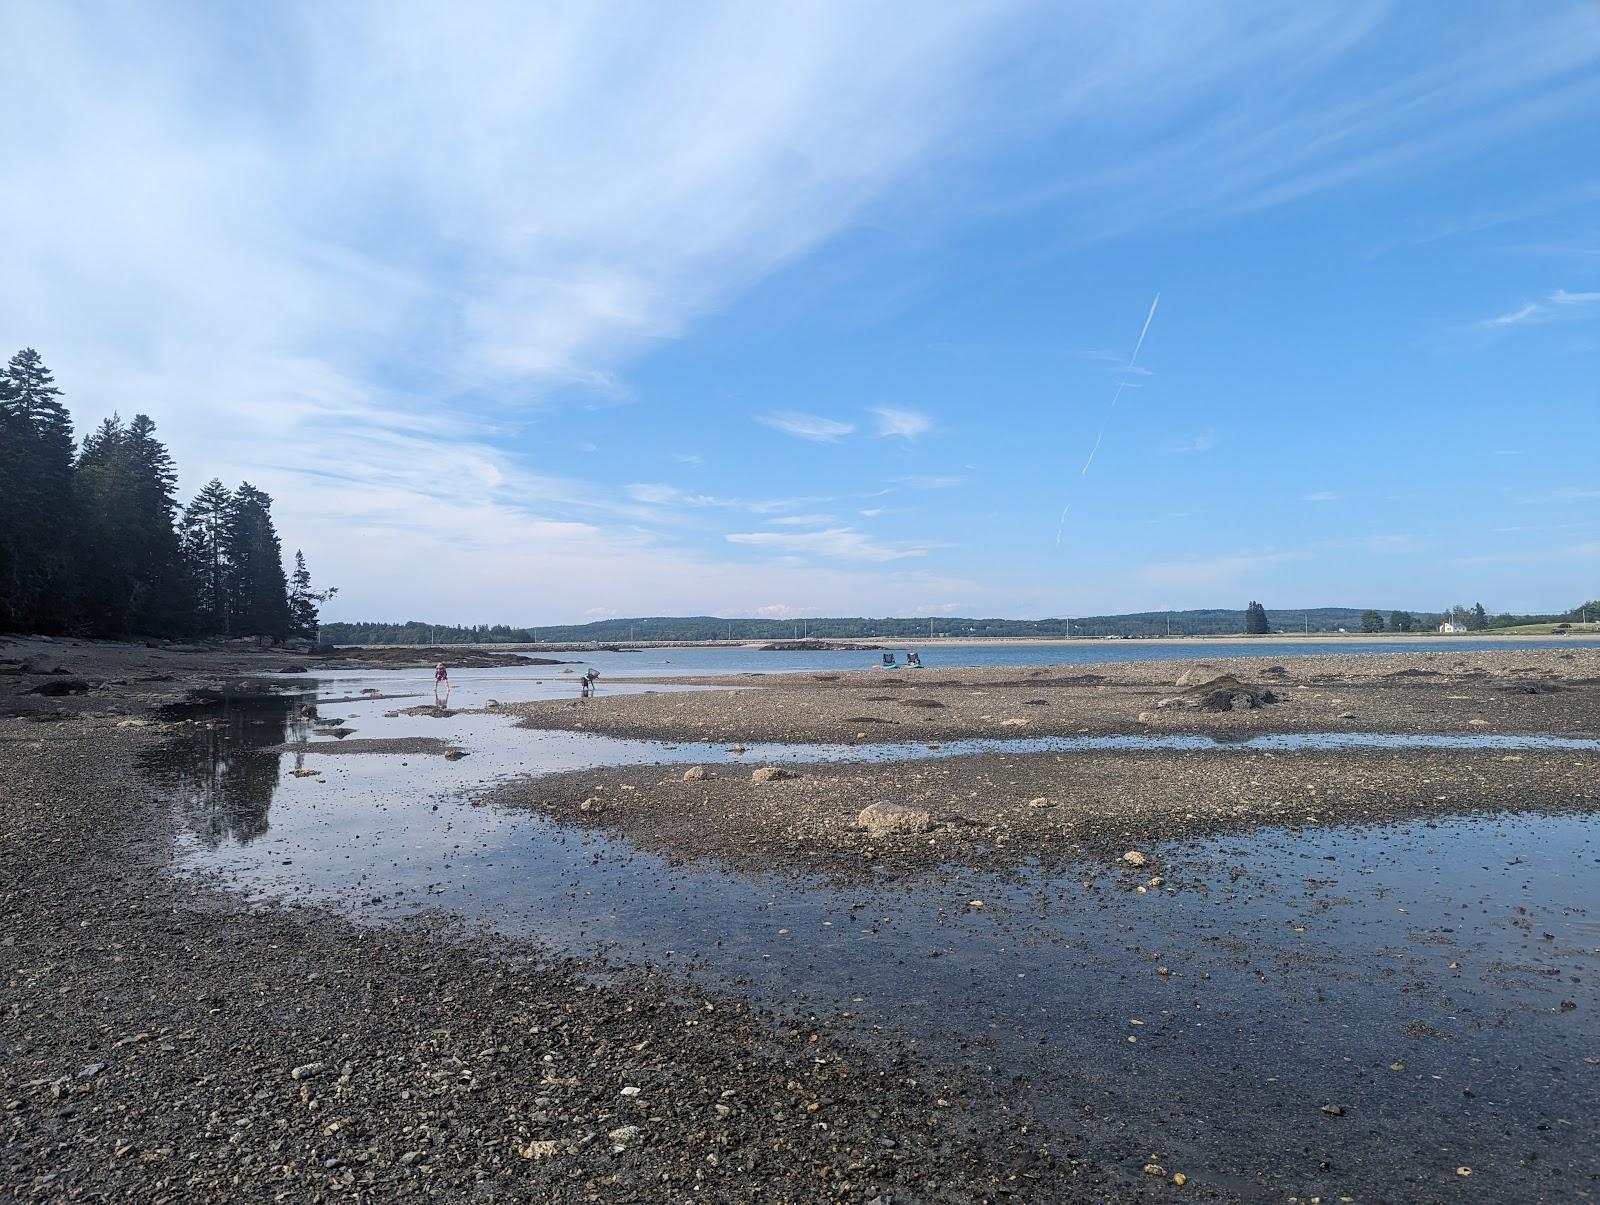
<box><xmin>1057</xmin><ymin>293</ymin><xmax>1161</xmax><ymax>549</ymax></box>
<box><xmin>1081</xmin><ymin>293</ymin><xmax>1159</xmax><ymax>477</ymax></box>
<box><xmin>1053</xmin><ymin>503</ymin><xmax>1071</xmax><ymax>549</ymax></box>
<box><xmin>1128</xmin><ymin>293</ymin><xmax>1160</xmax><ymax>368</ymax></box>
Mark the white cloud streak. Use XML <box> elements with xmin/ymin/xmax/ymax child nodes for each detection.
<box><xmin>726</xmin><ymin>528</ymin><xmax>927</xmax><ymax>563</ymax></box>
<box><xmin>757</xmin><ymin>411</ymin><xmax>858</xmax><ymax>442</ymax></box>
<box><xmin>872</xmin><ymin>406</ymin><xmax>933</xmax><ymax>439</ymax></box>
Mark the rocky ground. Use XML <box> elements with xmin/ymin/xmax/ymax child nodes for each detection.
<box><xmin>487</xmin><ymin>745</ymin><xmax>1600</xmax><ymax>882</ymax></box>
<box><xmin>6</xmin><ymin>635</ymin><xmax>1599</xmax><ymax>1202</ymax></box>
<box><xmin>1</xmin><ymin>635</ymin><xmax>1192</xmax><ymax>1202</ymax></box>
<box><xmin>503</xmin><ymin>647</ymin><xmax>1600</xmax><ymax>745</ymax></box>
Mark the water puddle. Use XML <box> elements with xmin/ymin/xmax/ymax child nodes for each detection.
<box><xmin>143</xmin><ymin>679</ymin><xmax>1600</xmax><ymax>1201</ymax></box>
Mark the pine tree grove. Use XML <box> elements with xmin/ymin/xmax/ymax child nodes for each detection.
<box><xmin>0</xmin><ymin>349</ymin><xmax>332</xmax><ymax>639</ymax></box>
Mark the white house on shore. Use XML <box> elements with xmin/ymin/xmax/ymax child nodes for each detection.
<box><xmin>1438</xmin><ymin>621</ymin><xmax>1467</xmax><ymax>634</ymax></box>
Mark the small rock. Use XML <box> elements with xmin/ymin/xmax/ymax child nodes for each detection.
<box><xmin>1468</xmin><ymin>718</ymin><xmax>1490</xmax><ymax>727</ymax></box>
<box><xmin>1026</xmin><ymin>797</ymin><xmax>1054</xmax><ymax>808</ymax></box>
<box><xmin>1320</xmin><ymin>1103</ymin><xmax>1345</xmax><ymax>1117</ymax></box>
<box><xmin>620</xmin><ymin>1085</ymin><xmax>642</xmax><ymax>1097</ymax></box>
<box><xmin>290</xmin><ymin>1061</ymin><xmax>325</xmax><ymax>1081</ymax></box>
<box><xmin>607</xmin><ymin>1124</ymin><xmax>641</xmax><ymax>1144</ymax></box>
<box><xmin>683</xmin><ymin>766</ymin><xmax>708</xmax><ymax>781</ymax></box>
<box><xmin>77</xmin><ymin>1063</ymin><xmax>107</xmax><ymax>1080</ymax></box>
<box><xmin>1121</xmin><ymin>850</ymin><xmax>1148</xmax><ymax>868</ymax></box>
<box><xmin>1172</xmin><ymin>1172</ymin><xmax>1187</xmax><ymax>1186</ymax></box>
<box><xmin>856</xmin><ymin>802</ymin><xmax>932</xmax><ymax>837</ymax></box>
<box><xmin>289</xmin><ymin>768</ymin><xmax>321</xmax><ymax>778</ymax></box>
<box><xmin>1143</xmin><ymin>1163</ymin><xmax>1166</xmax><ymax>1176</ymax></box>
<box><xmin>484</xmin><ymin>699</ymin><xmax>501</xmax><ymax>710</ymax></box>
<box><xmin>443</xmin><ymin>749</ymin><xmax>468</xmax><ymax>760</ymax></box>
<box><xmin>1137</xmin><ymin>711</ymin><xmax>1158</xmax><ymax>722</ymax></box>
<box><xmin>579</xmin><ymin>797</ymin><xmax>603</xmax><ymax>814</ymax></box>
<box><xmin>1456</xmin><ymin>1167</ymin><xmax>1472</xmax><ymax>1177</ymax></box>
<box><xmin>517</xmin><ymin>1139</ymin><xmax>557</xmax><ymax>1160</ymax></box>
<box><xmin>751</xmin><ymin>766</ymin><xmax>795</xmax><ymax>783</ymax></box>
<box><xmin>116</xmin><ymin>718</ymin><xmax>152</xmax><ymax>728</ymax></box>
<box><xmin>997</xmin><ymin>717</ymin><xmax>1028</xmax><ymax>728</ymax></box>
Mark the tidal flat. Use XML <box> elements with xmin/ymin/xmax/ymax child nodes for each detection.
<box><xmin>3</xmin><ymin>637</ymin><xmax>1597</xmax><ymax>1202</ymax></box>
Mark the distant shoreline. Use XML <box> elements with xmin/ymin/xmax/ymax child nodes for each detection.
<box><xmin>336</xmin><ymin>631</ymin><xmax>1596</xmax><ymax>652</ymax></box>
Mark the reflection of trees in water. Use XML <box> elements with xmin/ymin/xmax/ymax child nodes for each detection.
<box><xmin>160</xmin><ymin>695</ymin><xmax>314</xmax><ymax>849</ymax></box>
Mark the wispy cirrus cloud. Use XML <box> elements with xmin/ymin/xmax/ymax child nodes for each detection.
<box><xmin>726</xmin><ymin>527</ymin><xmax>928</xmax><ymax>563</ymax></box>
<box><xmin>1478</xmin><ymin>287</ymin><xmax>1600</xmax><ymax>329</ymax></box>
<box><xmin>757</xmin><ymin>411</ymin><xmax>857</xmax><ymax>442</ymax></box>
<box><xmin>768</xmin><ymin>513</ymin><xmax>837</xmax><ymax>527</ymax></box>
<box><xmin>1136</xmin><ymin>549</ymin><xmax>1310</xmax><ymax>593</ymax></box>
<box><xmin>1303</xmin><ymin>491</ymin><xmax>1339</xmax><ymax>503</ymax></box>
<box><xmin>1166</xmin><ymin>431</ymin><xmax>1217</xmax><ymax>455</ymax></box>
<box><xmin>872</xmin><ymin>406</ymin><xmax>933</xmax><ymax>439</ymax></box>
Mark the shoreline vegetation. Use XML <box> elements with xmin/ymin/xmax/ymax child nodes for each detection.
<box><xmin>318</xmin><ymin>601</ymin><xmax>1600</xmax><ymax>646</ymax></box>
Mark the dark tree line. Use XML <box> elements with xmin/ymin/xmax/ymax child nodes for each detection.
<box><xmin>0</xmin><ymin>348</ymin><xmax>333</xmax><ymax>640</ymax></box>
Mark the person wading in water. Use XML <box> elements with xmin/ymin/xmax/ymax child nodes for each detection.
<box><xmin>433</xmin><ymin>662</ymin><xmax>450</xmax><ymax>707</ymax></box>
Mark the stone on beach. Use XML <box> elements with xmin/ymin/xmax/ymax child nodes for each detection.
<box><xmin>751</xmin><ymin>765</ymin><xmax>795</xmax><ymax>783</ymax></box>
<box><xmin>856</xmin><ymin>802</ymin><xmax>932</xmax><ymax>837</ymax></box>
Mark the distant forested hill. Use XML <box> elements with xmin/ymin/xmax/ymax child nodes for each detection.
<box><xmin>321</xmin><ymin>607</ymin><xmax>1443</xmax><ymax>645</ymax></box>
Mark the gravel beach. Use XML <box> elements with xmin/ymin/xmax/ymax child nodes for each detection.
<box><xmin>1</xmin><ymin>637</ymin><xmax>1176</xmax><ymax>1202</ymax></box>
<box><xmin>5</xmin><ymin>636</ymin><xmax>1598</xmax><ymax>1201</ymax></box>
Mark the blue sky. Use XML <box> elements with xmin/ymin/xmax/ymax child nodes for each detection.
<box><xmin>3</xmin><ymin>2</ymin><xmax>1597</xmax><ymax>622</ymax></box>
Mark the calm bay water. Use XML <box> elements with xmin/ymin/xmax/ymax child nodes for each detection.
<box><xmin>496</xmin><ymin>636</ymin><xmax>1600</xmax><ymax>679</ymax></box>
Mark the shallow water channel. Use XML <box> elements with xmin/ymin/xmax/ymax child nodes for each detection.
<box><xmin>145</xmin><ymin>670</ymin><xmax>1600</xmax><ymax>1202</ymax></box>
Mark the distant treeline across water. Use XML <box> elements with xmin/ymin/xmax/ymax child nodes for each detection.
<box><xmin>323</xmin><ymin>601</ymin><xmax>1597</xmax><ymax>646</ymax></box>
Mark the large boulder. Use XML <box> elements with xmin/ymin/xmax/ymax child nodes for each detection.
<box><xmin>1159</xmin><ymin>674</ymin><xmax>1277</xmax><ymax>712</ymax></box>
<box><xmin>751</xmin><ymin>766</ymin><xmax>795</xmax><ymax>783</ymax></box>
<box><xmin>856</xmin><ymin>802</ymin><xmax>932</xmax><ymax>837</ymax></box>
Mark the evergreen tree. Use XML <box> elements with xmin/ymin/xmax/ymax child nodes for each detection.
<box><xmin>183</xmin><ymin>480</ymin><xmax>235</xmax><ymax>634</ymax></box>
<box><xmin>124</xmin><ymin>415</ymin><xmax>191</xmax><ymax>632</ymax></box>
<box><xmin>225</xmin><ymin>483</ymin><xmax>290</xmax><ymax>639</ymax></box>
<box><xmin>1360</xmin><ymin>609</ymin><xmax>1385</xmax><ymax>633</ymax></box>
<box><xmin>286</xmin><ymin>550</ymin><xmax>337</xmax><ymax>637</ymax></box>
<box><xmin>0</xmin><ymin>349</ymin><xmax>77</xmax><ymax>631</ymax></box>
<box><xmin>1469</xmin><ymin>602</ymin><xmax>1488</xmax><ymax>630</ymax></box>
<box><xmin>1389</xmin><ymin>610</ymin><xmax>1415</xmax><ymax>633</ymax></box>
<box><xmin>0</xmin><ymin>367</ymin><xmax>26</xmax><ymax>627</ymax></box>
<box><xmin>1243</xmin><ymin>600</ymin><xmax>1269</xmax><ymax>634</ymax></box>
<box><xmin>73</xmin><ymin>413</ymin><xmax>192</xmax><ymax>635</ymax></box>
